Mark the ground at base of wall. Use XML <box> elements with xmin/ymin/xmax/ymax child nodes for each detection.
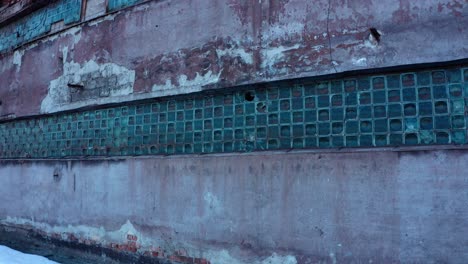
<box><xmin>0</xmin><ymin>225</ymin><xmax>172</xmax><ymax>264</ymax></box>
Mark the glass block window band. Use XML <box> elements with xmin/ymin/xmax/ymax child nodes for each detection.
<box><xmin>0</xmin><ymin>66</ymin><xmax>467</xmax><ymax>158</ymax></box>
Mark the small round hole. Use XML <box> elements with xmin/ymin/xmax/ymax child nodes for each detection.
<box><xmin>245</xmin><ymin>91</ymin><xmax>255</xmax><ymax>101</ymax></box>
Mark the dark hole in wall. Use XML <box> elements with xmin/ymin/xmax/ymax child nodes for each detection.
<box><xmin>245</xmin><ymin>91</ymin><xmax>255</xmax><ymax>101</ymax></box>
<box><xmin>369</xmin><ymin>28</ymin><xmax>381</xmax><ymax>43</ymax></box>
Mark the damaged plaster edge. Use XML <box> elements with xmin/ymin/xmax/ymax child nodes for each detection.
<box><xmin>41</xmin><ymin>59</ymin><xmax>136</xmax><ymax>114</ymax></box>
<box><xmin>40</xmin><ymin>85</ymin><xmax>204</xmax><ymax>114</ymax></box>
<box><xmin>0</xmin><ymin>217</ymin><xmax>298</xmax><ymax>264</ymax></box>
<box><xmin>40</xmin><ymin>70</ymin><xmax>221</xmax><ymax>115</ymax></box>
<box><xmin>1</xmin><ymin>217</ymin><xmax>146</xmax><ymax>246</ymax></box>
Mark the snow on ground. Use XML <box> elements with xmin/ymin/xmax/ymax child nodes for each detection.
<box><xmin>0</xmin><ymin>245</ymin><xmax>59</xmax><ymax>264</ymax></box>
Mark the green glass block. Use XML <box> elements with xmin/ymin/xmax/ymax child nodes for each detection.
<box><xmin>318</xmin><ymin>137</ymin><xmax>330</xmax><ymax>147</ymax></box>
<box><xmin>451</xmin><ymin>99</ymin><xmax>465</xmax><ymax>114</ymax></box>
<box><xmin>432</xmin><ymin>71</ymin><xmax>446</xmax><ymax>84</ymax></box>
<box><xmin>357</xmin><ymin>78</ymin><xmax>370</xmax><ymax>91</ymax></box>
<box><xmin>318</xmin><ymin>109</ymin><xmax>329</xmax><ymax>121</ymax></box>
<box><xmin>435</xmin><ymin>116</ymin><xmax>450</xmax><ymax>129</ymax></box>
<box><xmin>346</xmin><ymin>121</ymin><xmax>358</xmax><ymax>134</ymax></box>
<box><xmin>448</xmin><ymin>84</ymin><xmax>462</xmax><ymax>98</ymax></box>
<box><xmin>305</xmin><ymin>124</ymin><xmax>316</xmax><ymax>136</ymax></box>
<box><xmin>359</xmin><ymin>106</ymin><xmax>372</xmax><ymax>119</ymax></box>
<box><xmin>388</xmin><ymin>104</ymin><xmax>402</xmax><ymax>117</ymax></box>
<box><xmin>434</xmin><ymin>101</ymin><xmax>448</xmax><ymax>114</ymax></box>
<box><xmin>345</xmin><ymin>107</ymin><xmax>357</xmax><ymax>119</ymax></box>
<box><xmin>374</xmin><ymin>105</ymin><xmax>386</xmax><ymax>118</ymax></box>
<box><xmin>304</xmin><ymin>110</ymin><xmax>316</xmax><ymax>122</ymax></box>
<box><xmin>420</xmin><ymin>117</ymin><xmax>433</xmax><ymax>130</ymax></box>
<box><xmin>451</xmin><ymin>116</ymin><xmax>465</xmax><ymax>128</ymax></box>
<box><xmin>292</xmin><ymin>112</ymin><xmax>303</xmax><ymax>123</ymax></box>
<box><xmin>433</xmin><ymin>85</ymin><xmax>448</xmax><ymax>99</ymax></box>
<box><xmin>268</xmin><ymin>139</ymin><xmax>279</xmax><ymax>149</ymax></box>
<box><xmin>292</xmin><ymin>98</ymin><xmax>304</xmax><ymax>110</ymax></box>
<box><xmin>387</xmin><ymin>75</ymin><xmax>400</xmax><ymax>89</ymax></box>
<box><xmin>387</xmin><ymin>90</ymin><xmax>401</xmax><ymax>102</ymax></box>
<box><xmin>375</xmin><ymin>135</ymin><xmax>387</xmax><ymax>146</ymax></box>
<box><xmin>292</xmin><ymin>125</ymin><xmax>303</xmax><ymax>137</ymax></box>
<box><xmin>405</xmin><ymin>133</ymin><xmax>419</xmax><ymax>145</ymax></box>
<box><xmin>360</xmin><ymin>135</ymin><xmax>373</xmax><ymax>146</ymax></box>
<box><xmin>417</xmin><ymin>72</ymin><xmax>431</xmax><ymax>85</ymax></box>
<box><xmin>331</xmin><ymin>108</ymin><xmax>344</xmax><ymax>121</ymax></box>
<box><xmin>404</xmin><ymin>103</ymin><xmax>417</xmax><ymax>116</ymax></box>
<box><xmin>223</xmin><ymin>142</ymin><xmax>233</xmax><ymax>152</ymax></box>
<box><xmin>346</xmin><ymin>136</ymin><xmax>358</xmax><ymax>147</ymax></box>
<box><xmin>344</xmin><ymin>80</ymin><xmax>357</xmax><ymax>92</ymax></box>
<box><xmin>332</xmin><ymin>122</ymin><xmax>343</xmax><ymax>134</ymax></box>
<box><xmin>359</xmin><ymin>92</ymin><xmax>371</xmax><ymax>105</ymax></box>
<box><xmin>360</xmin><ymin>120</ymin><xmax>372</xmax><ymax>133</ymax></box>
<box><xmin>257</xmin><ymin>115</ymin><xmax>267</xmax><ymax>126</ymax></box>
<box><xmin>420</xmin><ymin>131</ymin><xmax>434</xmax><ymax>144</ymax></box>
<box><xmin>318</xmin><ymin>123</ymin><xmax>330</xmax><ymax>136</ymax></box>
<box><xmin>419</xmin><ymin>102</ymin><xmax>432</xmax><ymax>116</ymax></box>
<box><xmin>451</xmin><ymin>130</ymin><xmax>466</xmax><ymax>144</ymax></box>
<box><xmin>374</xmin><ymin>119</ymin><xmax>388</xmax><ymax>133</ymax></box>
<box><xmin>346</xmin><ymin>93</ymin><xmax>357</xmax><ymax>105</ymax></box>
<box><xmin>402</xmin><ymin>74</ymin><xmax>415</xmax><ymax>87</ymax></box>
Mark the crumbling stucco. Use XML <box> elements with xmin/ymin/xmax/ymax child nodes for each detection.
<box><xmin>1</xmin><ymin>217</ymin><xmax>297</xmax><ymax>264</ymax></box>
<box><xmin>151</xmin><ymin>70</ymin><xmax>222</xmax><ymax>95</ymax></box>
<box><xmin>41</xmin><ymin>48</ymin><xmax>135</xmax><ymax>113</ymax></box>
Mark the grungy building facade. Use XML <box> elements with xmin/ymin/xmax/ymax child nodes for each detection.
<box><xmin>0</xmin><ymin>0</ymin><xmax>467</xmax><ymax>263</ymax></box>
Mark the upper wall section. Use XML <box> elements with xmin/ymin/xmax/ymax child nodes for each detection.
<box><xmin>0</xmin><ymin>0</ymin><xmax>467</xmax><ymax>119</ymax></box>
<box><xmin>107</xmin><ymin>0</ymin><xmax>142</xmax><ymax>11</ymax></box>
<box><xmin>0</xmin><ymin>0</ymin><xmax>81</xmax><ymax>52</ymax></box>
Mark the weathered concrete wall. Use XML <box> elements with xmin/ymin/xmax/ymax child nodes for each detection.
<box><xmin>1</xmin><ymin>149</ymin><xmax>468</xmax><ymax>263</ymax></box>
<box><xmin>0</xmin><ymin>0</ymin><xmax>466</xmax><ymax>118</ymax></box>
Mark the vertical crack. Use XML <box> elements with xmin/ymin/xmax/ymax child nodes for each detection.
<box><xmin>327</xmin><ymin>0</ymin><xmax>338</xmax><ymax>73</ymax></box>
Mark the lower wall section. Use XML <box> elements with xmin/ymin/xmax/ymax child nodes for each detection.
<box><xmin>1</xmin><ymin>149</ymin><xmax>468</xmax><ymax>263</ymax></box>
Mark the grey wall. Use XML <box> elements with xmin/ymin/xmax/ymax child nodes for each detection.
<box><xmin>1</xmin><ymin>149</ymin><xmax>467</xmax><ymax>263</ymax></box>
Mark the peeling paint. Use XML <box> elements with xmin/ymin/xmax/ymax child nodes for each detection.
<box><xmin>152</xmin><ymin>71</ymin><xmax>222</xmax><ymax>93</ymax></box>
<box><xmin>216</xmin><ymin>47</ymin><xmax>253</xmax><ymax>65</ymax></box>
<box><xmin>2</xmin><ymin>217</ymin><xmax>297</xmax><ymax>264</ymax></box>
<box><xmin>261</xmin><ymin>44</ymin><xmax>301</xmax><ymax>71</ymax></box>
<box><xmin>2</xmin><ymin>217</ymin><xmax>143</xmax><ymax>246</ymax></box>
<box><xmin>41</xmin><ymin>52</ymin><xmax>135</xmax><ymax>113</ymax></box>
<box><xmin>205</xmin><ymin>250</ymin><xmax>297</xmax><ymax>264</ymax></box>
<box><xmin>352</xmin><ymin>57</ymin><xmax>368</xmax><ymax>66</ymax></box>
<box><xmin>203</xmin><ymin>192</ymin><xmax>223</xmax><ymax>216</ymax></box>
<box><xmin>12</xmin><ymin>50</ymin><xmax>23</xmax><ymax>69</ymax></box>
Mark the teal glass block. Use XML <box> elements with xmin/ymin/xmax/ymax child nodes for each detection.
<box><xmin>436</xmin><ymin>132</ymin><xmax>450</xmax><ymax>144</ymax></box>
<box><xmin>417</xmin><ymin>72</ymin><xmax>431</xmax><ymax>86</ymax></box>
<box><xmin>357</xmin><ymin>78</ymin><xmax>370</xmax><ymax>91</ymax></box>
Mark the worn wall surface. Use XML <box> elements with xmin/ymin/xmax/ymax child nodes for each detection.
<box><xmin>1</xmin><ymin>149</ymin><xmax>468</xmax><ymax>263</ymax></box>
<box><xmin>0</xmin><ymin>0</ymin><xmax>466</xmax><ymax>118</ymax></box>
<box><xmin>1</xmin><ymin>1</ymin><xmax>468</xmax><ymax>263</ymax></box>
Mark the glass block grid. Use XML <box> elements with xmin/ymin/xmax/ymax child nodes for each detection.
<box><xmin>0</xmin><ymin>0</ymin><xmax>82</xmax><ymax>52</ymax></box>
<box><xmin>108</xmin><ymin>0</ymin><xmax>143</xmax><ymax>11</ymax></box>
<box><xmin>1</xmin><ymin>67</ymin><xmax>467</xmax><ymax>158</ymax></box>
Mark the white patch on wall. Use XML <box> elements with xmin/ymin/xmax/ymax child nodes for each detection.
<box><xmin>216</xmin><ymin>47</ymin><xmax>254</xmax><ymax>64</ymax></box>
<box><xmin>152</xmin><ymin>70</ymin><xmax>221</xmax><ymax>94</ymax></box>
<box><xmin>203</xmin><ymin>192</ymin><xmax>223</xmax><ymax>216</ymax></box>
<box><xmin>205</xmin><ymin>250</ymin><xmax>298</xmax><ymax>264</ymax></box>
<box><xmin>41</xmin><ymin>49</ymin><xmax>135</xmax><ymax>113</ymax></box>
<box><xmin>2</xmin><ymin>217</ymin><xmax>298</xmax><ymax>264</ymax></box>
<box><xmin>0</xmin><ymin>245</ymin><xmax>59</xmax><ymax>264</ymax></box>
<box><xmin>264</xmin><ymin>22</ymin><xmax>305</xmax><ymax>42</ymax></box>
<box><xmin>13</xmin><ymin>50</ymin><xmax>24</xmax><ymax>69</ymax></box>
<box><xmin>261</xmin><ymin>44</ymin><xmax>301</xmax><ymax>72</ymax></box>
<box><xmin>352</xmin><ymin>57</ymin><xmax>367</xmax><ymax>66</ymax></box>
<box><xmin>1</xmin><ymin>217</ymin><xmax>152</xmax><ymax>249</ymax></box>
